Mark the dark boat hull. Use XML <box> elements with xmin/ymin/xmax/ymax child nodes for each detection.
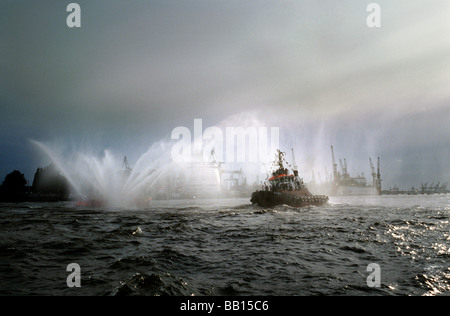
<box><xmin>251</xmin><ymin>191</ymin><xmax>328</xmax><ymax>208</ymax></box>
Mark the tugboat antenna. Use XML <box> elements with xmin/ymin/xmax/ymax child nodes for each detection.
<box><xmin>291</xmin><ymin>148</ymin><xmax>299</xmax><ymax>177</ymax></box>
<box><xmin>291</xmin><ymin>148</ymin><xmax>298</xmax><ymax>171</ymax></box>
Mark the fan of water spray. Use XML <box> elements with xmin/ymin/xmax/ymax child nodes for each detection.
<box><xmin>31</xmin><ymin>140</ymin><xmax>177</xmax><ymax>209</ymax></box>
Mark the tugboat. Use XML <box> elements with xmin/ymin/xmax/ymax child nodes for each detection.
<box><xmin>251</xmin><ymin>149</ymin><xmax>328</xmax><ymax>207</ymax></box>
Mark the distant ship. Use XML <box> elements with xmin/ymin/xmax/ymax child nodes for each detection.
<box><xmin>251</xmin><ymin>149</ymin><xmax>328</xmax><ymax>207</ymax></box>
<box><xmin>308</xmin><ymin>145</ymin><xmax>382</xmax><ymax>196</ymax></box>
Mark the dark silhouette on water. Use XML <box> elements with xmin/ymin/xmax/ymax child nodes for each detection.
<box><xmin>0</xmin><ymin>165</ymin><xmax>71</xmax><ymax>202</ymax></box>
<box><xmin>31</xmin><ymin>164</ymin><xmax>71</xmax><ymax>201</ymax></box>
<box><xmin>0</xmin><ymin>170</ymin><xmax>27</xmax><ymax>202</ymax></box>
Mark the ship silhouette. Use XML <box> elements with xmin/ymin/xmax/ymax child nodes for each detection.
<box><xmin>251</xmin><ymin>149</ymin><xmax>328</xmax><ymax>207</ymax></box>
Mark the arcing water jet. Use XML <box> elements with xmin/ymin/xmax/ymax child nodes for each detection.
<box><xmin>31</xmin><ymin>140</ymin><xmax>176</xmax><ymax>208</ymax></box>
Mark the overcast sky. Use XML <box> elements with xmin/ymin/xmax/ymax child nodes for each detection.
<box><xmin>1</xmin><ymin>0</ymin><xmax>449</xmax><ymax>188</ymax></box>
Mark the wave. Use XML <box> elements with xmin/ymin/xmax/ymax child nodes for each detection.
<box><xmin>111</xmin><ymin>272</ymin><xmax>193</xmax><ymax>296</ymax></box>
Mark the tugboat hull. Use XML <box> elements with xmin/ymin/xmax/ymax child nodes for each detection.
<box><xmin>251</xmin><ymin>191</ymin><xmax>328</xmax><ymax>208</ymax></box>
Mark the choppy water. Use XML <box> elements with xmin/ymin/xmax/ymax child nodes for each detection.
<box><xmin>0</xmin><ymin>195</ymin><xmax>449</xmax><ymax>296</ymax></box>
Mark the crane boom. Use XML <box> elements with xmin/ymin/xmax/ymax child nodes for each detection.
<box><xmin>369</xmin><ymin>157</ymin><xmax>376</xmax><ymax>185</ymax></box>
<box><xmin>376</xmin><ymin>157</ymin><xmax>381</xmax><ymax>194</ymax></box>
<box><xmin>331</xmin><ymin>145</ymin><xmax>338</xmax><ymax>181</ymax></box>
<box><xmin>123</xmin><ymin>156</ymin><xmax>131</xmax><ymax>171</ymax></box>
<box><xmin>339</xmin><ymin>159</ymin><xmax>345</xmax><ymax>174</ymax></box>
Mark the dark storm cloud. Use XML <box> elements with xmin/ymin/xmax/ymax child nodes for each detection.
<box><xmin>1</xmin><ymin>0</ymin><xmax>449</xmax><ymax>187</ymax></box>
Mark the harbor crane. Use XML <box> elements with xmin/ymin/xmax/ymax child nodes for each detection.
<box><xmin>369</xmin><ymin>157</ymin><xmax>377</xmax><ymax>186</ymax></box>
<box><xmin>331</xmin><ymin>145</ymin><xmax>339</xmax><ymax>181</ymax></box>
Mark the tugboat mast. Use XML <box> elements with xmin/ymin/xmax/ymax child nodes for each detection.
<box><xmin>291</xmin><ymin>148</ymin><xmax>299</xmax><ymax>177</ymax></box>
<box><xmin>273</xmin><ymin>149</ymin><xmax>288</xmax><ymax>176</ymax></box>
<box><xmin>277</xmin><ymin>150</ymin><xmax>284</xmax><ymax>170</ymax></box>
